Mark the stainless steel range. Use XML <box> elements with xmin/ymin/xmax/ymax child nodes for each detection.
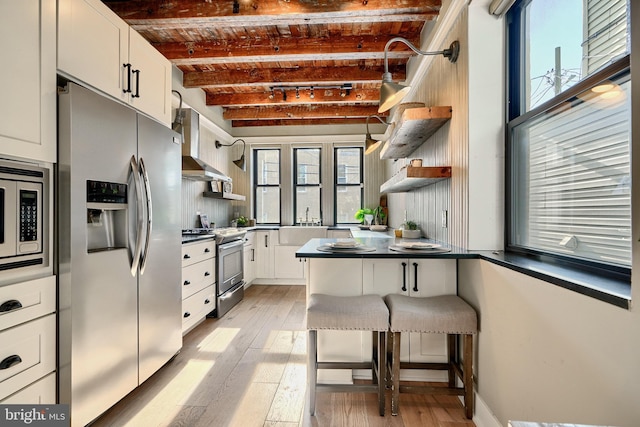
<box><xmin>182</xmin><ymin>227</ymin><xmax>246</xmax><ymax>317</ymax></box>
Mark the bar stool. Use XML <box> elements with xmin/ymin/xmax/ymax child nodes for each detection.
<box><xmin>306</xmin><ymin>293</ymin><xmax>389</xmax><ymax>416</ymax></box>
<box><xmin>385</xmin><ymin>294</ymin><xmax>477</xmax><ymax>418</ymax></box>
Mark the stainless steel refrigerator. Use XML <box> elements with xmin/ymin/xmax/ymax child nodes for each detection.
<box><xmin>57</xmin><ymin>82</ymin><xmax>182</xmax><ymax>427</ymax></box>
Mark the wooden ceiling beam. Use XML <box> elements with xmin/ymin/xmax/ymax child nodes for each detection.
<box><xmin>155</xmin><ymin>34</ymin><xmax>420</xmax><ymax>65</ymax></box>
<box><xmin>206</xmin><ymin>89</ymin><xmax>381</xmax><ymax>107</ymax></box>
<box><xmin>231</xmin><ymin>118</ymin><xmax>387</xmax><ymax>127</ymax></box>
<box><xmin>184</xmin><ymin>65</ymin><xmax>405</xmax><ymax>88</ymax></box>
<box><xmin>223</xmin><ymin>105</ymin><xmax>384</xmax><ymax>120</ymax></box>
<box><xmin>103</xmin><ymin>0</ymin><xmax>440</xmax><ymax>28</ymax></box>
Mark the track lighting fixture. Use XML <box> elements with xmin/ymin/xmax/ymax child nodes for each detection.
<box><xmin>379</xmin><ymin>37</ymin><xmax>459</xmax><ymax>113</ymax></box>
<box><xmin>267</xmin><ymin>84</ymin><xmax>353</xmax><ymax>102</ymax></box>
<box><xmin>215</xmin><ymin>139</ymin><xmax>246</xmax><ymax>171</ymax></box>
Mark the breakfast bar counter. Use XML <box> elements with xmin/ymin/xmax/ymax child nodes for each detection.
<box><xmin>295</xmin><ymin>236</ymin><xmax>477</xmax><ymax>259</ymax></box>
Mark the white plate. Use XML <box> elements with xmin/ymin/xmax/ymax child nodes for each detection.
<box><xmin>396</xmin><ymin>242</ymin><xmax>441</xmax><ymax>250</ymax></box>
<box><xmin>329</xmin><ymin>240</ymin><xmax>360</xmax><ymax>249</ymax></box>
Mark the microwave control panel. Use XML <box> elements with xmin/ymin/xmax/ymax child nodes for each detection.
<box><xmin>19</xmin><ymin>189</ymin><xmax>39</xmax><ymax>242</ymax></box>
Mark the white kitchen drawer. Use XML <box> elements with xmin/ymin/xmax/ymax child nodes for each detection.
<box><xmin>182</xmin><ymin>258</ymin><xmax>215</xmax><ymax>300</ymax></box>
<box><xmin>182</xmin><ymin>240</ymin><xmax>215</xmax><ymax>268</ymax></box>
<box><xmin>0</xmin><ymin>372</ymin><xmax>55</xmax><ymax>404</ymax></box>
<box><xmin>0</xmin><ymin>276</ymin><xmax>56</xmax><ymax>332</ymax></box>
<box><xmin>182</xmin><ymin>284</ymin><xmax>215</xmax><ymax>335</ymax></box>
<box><xmin>0</xmin><ymin>314</ymin><xmax>56</xmax><ymax>400</ymax></box>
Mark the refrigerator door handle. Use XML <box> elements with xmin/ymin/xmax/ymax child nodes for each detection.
<box><xmin>139</xmin><ymin>157</ymin><xmax>153</xmax><ymax>275</ymax></box>
<box><xmin>130</xmin><ymin>155</ymin><xmax>145</xmax><ymax>276</ymax></box>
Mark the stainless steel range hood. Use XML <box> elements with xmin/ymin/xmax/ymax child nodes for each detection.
<box><xmin>180</xmin><ymin>108</ymin><xmax>231</xmax><ymax>182</ymax></box>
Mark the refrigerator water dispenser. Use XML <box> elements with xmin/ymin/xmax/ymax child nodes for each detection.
<box><xmin>86</xmin><ymin>180</ymin><xmax>128</xmax><ymax>253</ymax></box>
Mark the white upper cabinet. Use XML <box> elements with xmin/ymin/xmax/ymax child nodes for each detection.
<box><xmin>58</xmin><ymin>0</ymin><xmax>171</xmax><ymax>126</ymax></box>
<box><xmin>0</xmin><ymin>0</ymin><xmax>56</xmax><ymax>163</ymax></box>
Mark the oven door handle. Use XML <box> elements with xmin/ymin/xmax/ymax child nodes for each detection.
<box><xmin>218</xmin><ymin>239</ymin><xmax>244</xmax><ymax>254</ymax></box>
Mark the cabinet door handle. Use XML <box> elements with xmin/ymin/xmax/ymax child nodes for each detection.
<box><xmin>401</xmin><ymin>262</ymin><xmax>407</xmax><ymax>292</ymax></box>
<box><xmin>0</xmin><ymin>299</ymin><xmax>23</xmax><ymax>313</ymax></box>
<box><xmin>183</xmin><ymin>254</ymin><xmax>191</xmax><ymax>259</ymax></box>
<box><xmin>123</xmin><ymin>63</ymin><xmax>132</xmax><ymax>93</ymax></box>
<box><xmin>183</xmin><ymin>312</ymin><xmax>191</xmax><ymax>318</ymax></box>
<box><xmin>183</xmin><ymin>280</ymin><xmax>191</xmax><ymax>286</ymax></box>
<box><xmin>204</xmin><ymin>271</ymin><xmax>211</xmax><ymax>277</ymax></box>
<box><xmin>265</xmin><ymin>235</ymin><xmax>268</xmax><ymax>247</ymax></box>
<box><xmin>0</xmin><ymin>355</ymin><xmax>22</xmax><ymax>370</ymax></box>
<box><xmin>251</xmin><ymin>248</ymin><xmax>255</xmax><ymax>261</ymax></box>
<box><xmin>413</xmin><ymin>262</ymin><xmax>419</xmax><ymax>292</ymax></box>
<box><xmin>132</xmin><ymin>69</ymin><xmax>141</xmax><ymax>98</ymax></box>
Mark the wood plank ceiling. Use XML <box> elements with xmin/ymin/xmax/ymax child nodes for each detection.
<box><xmin>102</xmin><ymin>0</ymin><xmax>441</xmax><ymax>128</ymax></box>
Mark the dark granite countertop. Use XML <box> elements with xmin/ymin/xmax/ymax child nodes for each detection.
<box><xmin>296</xmin><ymin>237</ymin><xmax>474</xmax><ymax>259</ymax></box>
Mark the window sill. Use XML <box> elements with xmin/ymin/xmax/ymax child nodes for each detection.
<box><xmin>476</xmin><ymin>251</ymin><xmax>631</xmax><ymax>309</ymax></box>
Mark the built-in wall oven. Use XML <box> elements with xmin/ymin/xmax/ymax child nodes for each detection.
<box><xmin>0</xmin><ymin>159</ymin><xmax>49</xmax><ymax>273</ymax></box>
<box><xmin>215</xmin><ymin>237</ymin><xmax>245</xmax><ymax>317</ymax></box>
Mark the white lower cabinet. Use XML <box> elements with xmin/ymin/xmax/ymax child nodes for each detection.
<box><xmin>0</xmin><ymin>372</ymin><xmax>56</xmax><ymax>404</ymax></box>
<box><xmin>0</xmin><ymin>314</ymin><xmax>56</xmax><ymax>401</ymax></box>
<box><xmin>362</xmin><ymin>258</ymin><xmax>456</xmax><ymax>365</ymax></box>
<box><xmin>274</xmin><ymin>246</ymin><xmax>305</xmax><ymax>280</ymax></box>
<box><xmin>181</xmin><ymin>239</ymin><xmax>216</xmax><ymax>335</ymax></box>
<box><xmin>0</xmin><ymin>276</ymin><xmax>56</xmax><ymax>402</ymax></box>
<box><xmin>255</xmin><ymin>231</ymin><xmax>276</xmax><ymax>279</ymax></box>
<box><xmin>243</xmin><ymin>232</ymin><xmax>256</xmax><ymax>286</ymax></box>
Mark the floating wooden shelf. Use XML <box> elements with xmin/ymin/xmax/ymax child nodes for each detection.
<box><xmin>380</xmin><ymin>106</ymin><xmax>452</xmax><ymax>159</ymax></box>
<box><xmin>380</xmin><ymin>166</ymin><xmax>452</xmax><ymax>193</ymax></box>
<box><xmin>203</xmin><ymin>191</ymin><xmax>246</xmax><ymax>201</ymax></box>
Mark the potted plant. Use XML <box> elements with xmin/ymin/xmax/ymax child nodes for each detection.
<box><xmin>354</xmin><ymin>208</ymin><xmax>374</xmax><ymax>224</ymax></box>
<box><xmin>402</xmin><ymin>220</ymin><xmax>421</xmax><ymax>239</ymax></box>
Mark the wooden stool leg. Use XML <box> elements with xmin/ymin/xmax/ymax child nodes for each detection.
<box><xmin>391</xmin><ymin>331</ymin><xmax>401</xmax><ymax>416</ymax></box>
<box><xmin>308</xmin><ymin>330</ymin><xmax>317</xmax><ymax>416</ymax></box>
<box><xmin>463</xmin><ymin>333</ymin><xmax>474</xmax><ymax>419</ymax></box>
<box><xmin>378</xmin><ymin>331</ymin><xmax>386</xmax><ymax>416</ymax></box>
<box><xmin>447</xmin><ymin>334</ymin><xmax>456</xmax><ymax>387</ymax></box>
<box><xmin>371</xmin><ymin>331</ymin><xmax>379</xmax><ymax>385</ymax></box>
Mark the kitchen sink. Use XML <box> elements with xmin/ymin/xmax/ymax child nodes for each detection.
<box><xmin>279</xmin><ymin>226</ymin><xmax>328</xmax><ymax>245</ymax></box>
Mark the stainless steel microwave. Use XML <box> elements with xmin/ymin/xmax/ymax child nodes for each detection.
<box><xmin>0</xmin><ymin>159</ymin><xmax>48</xmax><ymax>271</ymax></box>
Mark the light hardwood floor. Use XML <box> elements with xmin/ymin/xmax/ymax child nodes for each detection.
<box><xmin>91</xmin><ymin>285</ymin><xmax>476</xmax><ymax>427</ymax></box>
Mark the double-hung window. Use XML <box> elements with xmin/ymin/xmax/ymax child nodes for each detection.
<box><xmin>254</xmin><ymin>148</ymin><xmax>281</xmax><ymax>224</ymax></box>
<box><xmin>506</xmin><ymin>0</ymin><xmax>631</xmax><ymax>276</ymax></box>
<box><xmin>334</xmin><ymin>147</ymin><xmax>363</xmax><ymax>224</ymax></box>
<box><xmin>294</xmin><ymin>148</ymin><xmax>321</xmax><ymax>224</ymax></box>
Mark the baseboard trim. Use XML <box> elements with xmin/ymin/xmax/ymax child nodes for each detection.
<box><xmin>470</xmin><ymin>392</ymin><xmax>503</xmax><ymax>427</ymax></box>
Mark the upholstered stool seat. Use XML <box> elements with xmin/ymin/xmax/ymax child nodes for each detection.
<box><xmin>307</xmin><ymin>293</ymin><xmax>389</xmax><ymax>416</ymax></box>
<box><xmin>385</xmin><ymin>294</ymin><xmax>477</xmax><ymax>418</ymax></box>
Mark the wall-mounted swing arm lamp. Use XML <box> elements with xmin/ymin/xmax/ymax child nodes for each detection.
<box><xmin>364</xmin><ymin>115</ymin><xmax>390</xmax><ymax>155</ymax></box>
<box><xmin>378</xmin><ymin>37</ymin><xmax>460</xmax><ymax>113</ymax></box>
<box><xmin>215</xmin><ymin>139</ymin><xmax>246</xmax><ymax>171</ymax></box>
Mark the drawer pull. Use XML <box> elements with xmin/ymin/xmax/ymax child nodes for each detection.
<box><xmin>0</xmin><ymin>355</ymin><xmax>22</xmax><ymax>370</ymax></box>
<box><xmin>204</xmin><ymin>271</ymin><xmax>211</xmax><ymax>277</ymax></box>
<box><xmin>0</xmin><ymin>299</ymin><xmax>23</xmax><ymax>313</ymax></box>
<box><xmin>204</xmin><ymin>299</ymin><xmax>211</xmax><ymax>304</ymax></box>
<box><xmin>183</xmin><ymin>254</ymin><xmax>191</xmax><ymax>259</ymax></box>
<box><xmin>204</xmin><ymin>248</ymin><xmax>211</xmax><ymax>253</ymax></box>
<box><xmin>183</xmin><ymin>280</ymin><xmax>191</xmax><ymax>286</ymax></box>
<box><xmin>183</xmin><ymin>312</ymin><xmax>191</xmax><ymax>318</ymax></box>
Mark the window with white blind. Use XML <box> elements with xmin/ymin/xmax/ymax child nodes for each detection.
<box><xmin>507</xmin><ymin>0</ymin><xmax>631</xmax><ymax>272</ymax></box>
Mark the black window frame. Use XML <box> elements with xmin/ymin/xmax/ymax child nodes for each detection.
<box><xmin>505</xmin><ymin>0</ymin><xmax>631</xmax><ymax>282</ymax></box>
<box><xmin>293</xmin><ymin>147</ymin><xmax>322</xmax><ymax>225</ymax></box>
<box><xmin>253</xmin><ymin>148</ymin><xmax>281</xmax><ymax>225</ymax></box>
<box><xmin>333</xmin><ymin>146</ymin><xmax>364</xmax><ymax>225</ymax></box>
